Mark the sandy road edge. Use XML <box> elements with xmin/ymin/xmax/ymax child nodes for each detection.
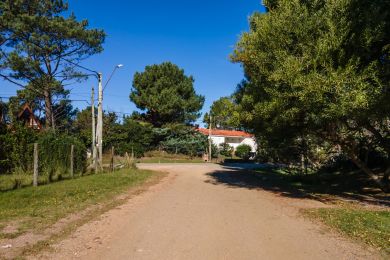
<box><xmin>0</xmin><ymin>170</ymin><xmax>170</xmax><ymax>260</ymax></box>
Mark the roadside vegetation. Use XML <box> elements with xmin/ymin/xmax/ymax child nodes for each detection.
<box><xmin>230</xmin><ymin>0</ymin><xmax>390</xmax><ymax>191</ymax></box>
<box><xmin>0</xmin><ymin>168</ymin><xmax>156</xmax><ymax>239</ymax></box>
<box><xmin>304</xmin><ymin>207</ymin><xmax>390</xmax><ymax>254</ymax></box>
<box><xmin>227</xmin><ymin>1</ymin><xmax>390</xmax><ymax>251</ymax></box>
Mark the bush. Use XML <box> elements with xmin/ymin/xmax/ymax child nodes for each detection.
<box><xmin>235</xmin><ymin>144</ymin><xmax>252</xmax><ymax>160</ymax></box>
<box><xmin>104</xmin><ymin>119</ymin><xmax>154</xmax><ymax>157</ymax></box>
<box><xmin>0</xmin><ymin>126</ymin><xmax>87</xmax><ymax>189</ymax></box>
<box><xmin>113</xmin><ymin>142</ymin><xmax>145</xmax><ymax>158</ymax></box>
<box><xmin>0</xmin><ymin>124</ymin><xmax>37</xmax><ymax>174</ymax></box>
<box><xmin>37</xmin><ymin>132</ymin><xmax>87</xmax><ymax>179</ymax></box>
<box><xmin>160</xmin><ymin>127</ymin><xmax>208</xmax><ymax>157</ymax></box>
<box><xmin>219</xmin><ymin>143</ymin><xmax>233</xmax><ymax>157</ymax></box>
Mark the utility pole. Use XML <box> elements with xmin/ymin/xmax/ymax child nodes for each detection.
<box><xmin>97</xmin><ymin>73</ymin><xmax>103</xmax><ymax>171</ymax></box>
<box><xmin>91</xmin><ymin>87</ymin><xmax>97</xmax><ymax>172</ymax></box>
<box><xmin>209</xmin><ymin>114</ymin><xmax>212</xmax><ymax>162</ymax></box>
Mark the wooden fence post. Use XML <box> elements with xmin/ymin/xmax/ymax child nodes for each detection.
<box><xmin>110</xmin><ymin>146</ymin><xmax>115</xmax><ymax>172</ymax></box>
<box><xmin>70</xmin><ymin>144</ymin><xmax>74</xmax><ymax>178</ymax></box>
<box><xmin>33</xmin><ymin>143</ymin><xmax>38</xmax><ymax>187</ymax></box>
<box><xmin>125</xmin><ymin>152</ymin><xmax>130</xmax><ymax>168</ymax></box>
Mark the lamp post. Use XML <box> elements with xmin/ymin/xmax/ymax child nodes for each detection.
<box><xmin>96</xmin><ymin>73</ymin><xmax>103</xmax><ymax>170</ymax></box>
<box><xmin>59</xmin><ymin>59</ymin><xmax>123</xmax><ymax>171</ymax></box>
<box><xmin>91</xmin><ymin>87</ymin><xmax>97</xmax><ymax>172</ymax></box>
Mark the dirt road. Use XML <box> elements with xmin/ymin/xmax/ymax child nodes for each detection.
<box><xmin>40</xmin><ymin>164</ymin><xmax>378</xmax><ymax>259</ymax></box>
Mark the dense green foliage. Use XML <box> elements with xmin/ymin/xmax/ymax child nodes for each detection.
<box><xmin>203</xmin><ymin>97</ymin><xmax>240</xmax><ymax>129</ymax></box>
<box><xmin>235</xmin><ymin>144</ymin><xmax>252</xmax><ymax>160</ymax></box>
<box><xmin>232</xmin><ymin>0</ymin><xmax>390</xmax><ymax>190</ymax></box>
<box><xmin>37</xmin><ymin>132</ymin><xmax>86</xmax><ymax>179</ymax></box>
<box><xmin>219</xmin><ymin>143</ymin><xmax>233</xmax><ymax>157</ymax></box>
<box><xmin>72</xmin><ymin>106</ymin><xmax>95</xmax><ymax>148</ymax></box>
<box><xmin>130</xmin><ymin>62</ymin><xmax>205</xmax><ymax>127</ymax></box>
<box><xmin>0</xmin><ymin>124</ymin><xmax>36</xmax><ymax>173</ymax></box>
<box><xmin>105</xmin><ymin>118</ymin><xmax>154</xmax><ymax>158</ymax></box>
<box><xmin>0</xmin><ymin>126</ymin><xmax>86</xmax><ymax>178</ymax></box>
<box><xmin>72</xmin><ymin>107</ymin><xmax>209</xmax><ymax>158</ymax></box>
<box><xmin>160</xmin><ymin>125</ymin><xmax>208</xmax><ymax>157</ymax></box>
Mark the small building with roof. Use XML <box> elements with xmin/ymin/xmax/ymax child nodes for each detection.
<box><xmin>17</xmin><ymin>104</ymin><xmax>42</xmax><ymax>130</ymax></box>
<box><xmin>197</xmin><ymin>128</ymin><xmax>257</xmax><ymax>153</ymax></box>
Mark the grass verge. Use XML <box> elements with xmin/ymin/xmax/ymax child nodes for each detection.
<box><xmin>0</xmin><ymin>168</ymin><xmax>155</xmax><ymax>239</ymax></box>
<box><xmin>303</xmin><ymin>207</ymin><xmax>390</xmax><ymax>254</ymax></box>
<box><xmin>139</xmin><ymin>157</ymin><xmax>205</xmax><ymax>163</ymax></box>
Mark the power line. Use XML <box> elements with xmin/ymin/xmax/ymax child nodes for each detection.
<box><xmin>0</xmin><ymin>96</ymin><xmax>90</xmax><ymax>104</ymax></box>
<box><xmin>105</xmin><ymin>110</ymin><xmax>133</xmax><ymax>116</ymax></box>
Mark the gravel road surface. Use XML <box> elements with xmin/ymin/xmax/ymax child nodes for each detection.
<box><xmin>39</xmin><ymin>163</ymin><xmax>378</xmax><ymax>260</ymax></box>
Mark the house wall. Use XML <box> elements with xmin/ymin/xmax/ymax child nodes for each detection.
<box><xmin>210</xmin><ymin>136</ymin><xmax>257</xmax><ymax>153</ymax></box>
<box><xmin>241</xmin><ymin>137</ymin><xmax>258</xmax><ymax>152</ymax></box>
<box><xmin>210</xmin><ymin>136</ymin><xmax>225</xmax><ymax>147</ymax></box>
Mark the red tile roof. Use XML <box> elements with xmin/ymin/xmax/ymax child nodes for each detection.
<box><xmin>197</xmin><ymin>128</ymin><xmax>254</xmax><ymax>138</ymax></box>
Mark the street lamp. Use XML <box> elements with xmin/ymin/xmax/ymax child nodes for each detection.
<box><xmin>103</xmin><ymin>64</ymin><xmax>124</xmax><ymax>92</ymax></box>
<box><xmin>60</xmin><ymin>59</ymin><xmax>123</xmax><ymax>171</ymax></box>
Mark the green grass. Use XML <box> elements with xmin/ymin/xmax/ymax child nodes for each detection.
<box><xmin>139</xmin><ymin>157</ymin><xmax>205</xmax><ymax>163</ymax></box>
<box><xmin>0</xmin><ymin>172</ymin><xmax>79</xmax><ymax>192</ymax></box>
<box><xmin>0</xmin><ymin>174</ymin><xmax>33</xmax><ymax>191</ymax></box>
<box><xmin>304</xmin><ymin>207</ymin><xmax>390</xmax><ymax>254</ymax></box>
<box><xmin>0</xmin><ymin>168</ymin><xmax>154</xmax><ymax>239</ymax></box>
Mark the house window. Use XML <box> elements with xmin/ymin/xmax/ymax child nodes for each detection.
<box><xmin>225</xmin><ymin>137</ymin><xmax>243</xmax><ymax>143</ymax></box>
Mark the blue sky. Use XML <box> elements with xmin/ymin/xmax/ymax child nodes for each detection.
<box><xmin>1</xmin><ymin>0</ymin><xmax>265</xmax><ymax>125</ymax></box>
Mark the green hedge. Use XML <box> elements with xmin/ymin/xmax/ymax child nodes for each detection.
<box><xmin>37</xmin><ymin>132</ymin><xmax>86</xmax><ymax>179</ymax></box>
<box><xmin>0</xmin><ymin>125</ymin><xmax>36</xmax><ymax>173</ymax></box>
<box><xmin>0</xmin><ymin>126</ymin><xmax>86</xmax><ymax>180</ymax></box>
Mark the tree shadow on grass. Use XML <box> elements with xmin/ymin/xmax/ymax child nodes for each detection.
<box><xmin>205</xmin><ymin>164</ymin><xmax>390</xmax><ymax>207</ymax></box>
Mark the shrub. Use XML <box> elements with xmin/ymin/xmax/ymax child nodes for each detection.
<box><xmin>0</xmin><ymin>124</ymin><xmax>37</xmax><ymax>174</ymax></box>
<box><xmin>104</xmin><ymin>119</ymin><xmax>154</xmax><ymax>157</ymax></box>
<box><xmin>160</xmin><ymin>127</ymin><xmax>208</xmax><ymax>157</ymax></box>
<box><xmin>113</xmin><ymin>142</ymin><xmax>145</xmax><ymax>158</ymax></box>
<box><xmin>235</xmin><ymin>144</ymin><xmax>252</xmax><ymax>160</ymax></box>
<box><xmin>37</xmin><ymin>132</ymin><xmax>87</xmax><ymax>179</ymax></box>
<box><xmin>219</xmin><ymin>143</ymin><xmax>233</xmax><ymax>157</ymax></box>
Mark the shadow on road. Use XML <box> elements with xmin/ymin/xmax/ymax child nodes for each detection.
<box><xmin>205</xmin><ymin>164</ymin><xmax>390</xmax><ymax>207</ymax></box>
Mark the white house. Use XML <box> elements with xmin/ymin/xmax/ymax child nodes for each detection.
<box><xmin>197</xmin><ymin>128</ymin><xmax>257</xmax><ymax>153</ymax></box>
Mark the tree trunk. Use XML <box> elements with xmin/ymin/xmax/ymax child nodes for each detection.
<box><xmin>348</xmin><ymin>151</ymin><xmax>388</xmax><ymax>192</ymax></box>
<box><xmin>43</xmin><ymin>89</ymin><xmax>55</xmax><ymax>130</ymax></box>
<box><xmin>364</xmin><ymin>125</ymin><xmax>390</xmax><ymax>155</ymax></box>
<box><xmin>322</xmin><ymin>126</ymin><xmax>389</xmax><ymax>192</ymax></box>
<box><xmin>300</xmin><ymin>153</ymin><xmax>305</xmax><ymax>175</ymax></box>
